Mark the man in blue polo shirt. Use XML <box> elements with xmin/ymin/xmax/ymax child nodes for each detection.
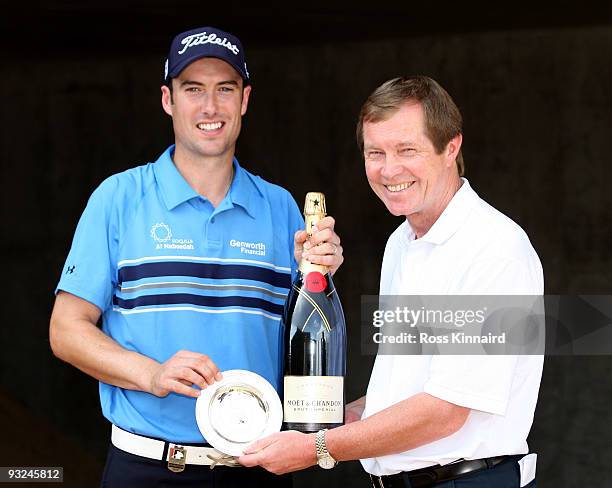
<box><xmin>49</xmin><ymin>26</ymin><xmax>343</xmax><ymax>488</ymax></box>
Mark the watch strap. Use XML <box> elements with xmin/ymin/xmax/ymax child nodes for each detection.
<box><xmin>315</xmin><ymin>429</ymin><xmax>326</xmax><ymax>457</ymax></box>
<box><xmin>315</xmin><ymin>429</ymin><xmax>337</xmax><ymax>467</ymax></box>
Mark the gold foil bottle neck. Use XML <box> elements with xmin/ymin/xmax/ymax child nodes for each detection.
<box><xmin>304</xmin><ymin>192</ymin><xmax>326</xmax><ymax>237</ymax></box>
<box><xmin>299</xmin><ymin>192</ymin><xmax>329</xmax><ymax>275</ymax></box>
<box><xmin>304</xmin><ymin>192</ymin><xmax>326</xmax><ymax>217</ymax></box>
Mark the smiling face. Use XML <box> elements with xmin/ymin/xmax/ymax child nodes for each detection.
<box><xmin>363</xmin><ymin>100</ymin><xmax>462</xmax><ymax>233</ymax></box>
<box><xmin>161</xmin><ymin>57</ymin><xmax>251</xmax><ymax>163</ymax></box>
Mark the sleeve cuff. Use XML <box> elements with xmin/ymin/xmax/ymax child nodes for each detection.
<box><xmin>424</xmin><ymin>381</ymin><xmax>508</xmax><ymax>416</ymax></box>
<box><xmin>55</xmin><ymin>283</ymin><xmax>108</xmax><ymax>313</ymax></box>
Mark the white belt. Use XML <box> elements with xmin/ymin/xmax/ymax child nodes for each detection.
<box><xmin>111</xmin><ymin>424</ymin><xmax>221</xmax><ymax>466</ymax></box>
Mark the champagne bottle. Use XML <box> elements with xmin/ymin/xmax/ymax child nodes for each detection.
<box><xmin>282</xmin><ymin>192</ymin><xmax>347</xmax><ymax>433</ymax></box>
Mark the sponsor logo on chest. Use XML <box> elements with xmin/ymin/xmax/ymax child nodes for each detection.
<box><xmin>150</xmin><ymin>223</ymin><xmax>194</xmax><ymax>250</ymax></box>
<box><xmin>229</xmin><ymin>239</ymin><xmax>266</xmax><ymax>256</ymax></box>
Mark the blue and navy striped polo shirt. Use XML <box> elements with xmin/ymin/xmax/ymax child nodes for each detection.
<box><xmin>56</xmin><ymin>145</ymin><xmax>303</xmax><ymax>442</ymax></box>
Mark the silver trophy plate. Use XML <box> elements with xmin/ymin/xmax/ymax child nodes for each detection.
<box><xmin>195</xmin><ymin>369</ymin><xmax>282</xmax><ymax>457</ymax></box>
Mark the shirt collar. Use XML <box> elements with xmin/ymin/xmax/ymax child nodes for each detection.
<box><xmin>153</xmin><ymin>145</ymin><xmax>199</xmax><ymax>210</ymax></box>
<box><xmin>153</xmin><ymin>145</ymin><xmax>259</xmax><ymax>217</ymax></box>
<box><xmin>409</xmin><ymin>178</ymin><xmax>478</xmax><ymax>245</ymax></box>
<box><xmin>227</xmin><ymin>157</ymin><xmax>258</xmax><ymax>218</ymax></box>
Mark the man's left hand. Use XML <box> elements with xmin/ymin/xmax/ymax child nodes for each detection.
<box><xmin>238</xmin><ymin>430</ymin><xmax>317</xmax><ymax>475</ymax></box>
<box><xmin>294</xmin><ymin>216</ymin><xmax>344</xmax><ymax>275</ymax></box>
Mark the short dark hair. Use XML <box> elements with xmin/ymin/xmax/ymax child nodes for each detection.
<box><xmin>356</xmin><ymin>76</ymin><xmax>464</xmax><ymax>176</ymax></box>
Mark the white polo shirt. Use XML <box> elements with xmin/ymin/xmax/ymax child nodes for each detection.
<box><xmin>360</xmin><ymin>179</ymin><xmax>544</xmax><ymax>476</ymax></box>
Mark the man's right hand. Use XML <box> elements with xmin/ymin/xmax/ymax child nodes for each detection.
<box><xmin>149</xmin><ymin>350</ymin><xmax>223</xmax><ymax>398</ymax></box>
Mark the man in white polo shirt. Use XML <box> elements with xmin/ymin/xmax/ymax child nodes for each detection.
<box><xmin>240</xmin><ymin>76</ymin><xmax>542</xmax><ymax>488</ymax></box>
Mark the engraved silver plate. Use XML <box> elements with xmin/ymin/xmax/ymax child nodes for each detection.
<box><xmin>195</xmin><ymin>370</ymin><xmax>282</xmax><ymax>456</ymax></box>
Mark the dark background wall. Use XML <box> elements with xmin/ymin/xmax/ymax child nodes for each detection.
<box><xmin>2</xmin><ymin>4</ymin><xmax>612</xmax><ymax>487</ymax></box>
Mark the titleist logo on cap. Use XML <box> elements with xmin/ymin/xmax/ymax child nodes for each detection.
<box><xmin>178</xmin><ymin>32</ymin><xmax>240</xmax><ymax>56</ymax></box>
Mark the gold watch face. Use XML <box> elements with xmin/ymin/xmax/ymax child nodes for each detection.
<box><xmin>318</xmin><ymin>455</ymin><xmax>337</xmax><ymax>469</ymax></box>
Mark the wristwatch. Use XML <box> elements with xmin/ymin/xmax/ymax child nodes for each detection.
<box><xmin>315</xmin><ymin>429</ymin><xmax>338</xmax><ymax>469</ymax></box>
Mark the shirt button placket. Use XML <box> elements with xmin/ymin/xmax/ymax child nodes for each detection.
<box><xmin>207</xmin><ymin>214</ymin><xmax>221</xmax><ymax>248</ymax></box>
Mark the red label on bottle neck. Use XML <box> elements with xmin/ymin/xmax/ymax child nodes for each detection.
<box><xmin>305</xmin><ymin>271</ymin><xmax>327</xmax><ymax>293</ymax></box>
